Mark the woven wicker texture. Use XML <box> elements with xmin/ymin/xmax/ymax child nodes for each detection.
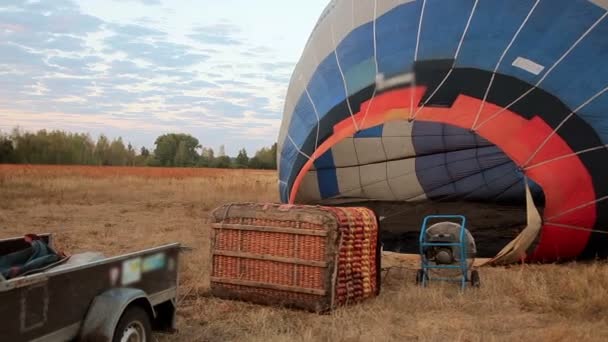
<box><xmin>209</xmin><ymin>203</ymin><xmax>379</xmax><ymax>312</ymax></box>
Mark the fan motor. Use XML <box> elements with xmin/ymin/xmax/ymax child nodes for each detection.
<box><xmin>424</xmin><ymin>222</ymin><xmax>477</xmax><ymax>267</ymax></box>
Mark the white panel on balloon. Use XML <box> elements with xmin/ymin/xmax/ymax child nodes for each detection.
<box><xmin>388</xmin><ymin>174</ymin><xmax>427</xmax><ymax>201</ymax></box>
<box><xmin>382</xmin><ymin>119</ymin><xmax>414</xmax><ymax>137</ymax></box>
<box><xmin>376</xmin><ymin>0</ymin><xmax>417</xmax><ymax>19</ymax></box>
<box><xmin>361</xmin><ymin>163</ymin><xmax>394</xmax><ymax>200</ymax></box>
<box><xmin>336</xmin><ymin>166</ymin><xmax>363</xmax><ymax>198</ymax></box>
<box><xmin>387</xmin><ymin>159</ymin><xmax>426</xmax><ymax>200</ymax></box>
<box><xmin>354</xmin><ymin>137</ymin><xmax>386</xmax><ymax>165</ymax></box>
<box><xmin>308</xmin><ymin>7</ymin><xmax>334</xmax><ymax>69</ymax></box>
<box><xmin>363</xmin><ymin>181</ymin><xmax>394</xmax><ymax>200</ymax></box>
<box><xmin>353</xmin><ymin>0</ymin><xmax>375</xmax><ymax>28</ymax></box>
<box><xmin>332</xmin><ymin>0</ymin><xmax>355</xmax><ymax>44</ymax></box>
<box><xmin>386</xmin><ymin>158</ymin><xmax>417</xmax><ymax>179</ymax></box>
<box><xmin>383</xmin><ymin>136</ymin><xmax>416</xmax><ymax>160</ymax></box>
<box><xmin>332</xmin><ymin>138</ymin><xmax>359</xmax><ymax>167</ymax></box>
<box><xmin>360</xmin><ymin>162</ymin><xmax>387</xmax><ymax>186</ymax></box>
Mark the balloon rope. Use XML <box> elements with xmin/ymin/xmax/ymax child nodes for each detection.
<box><xmin>350</xmin><ymin>137</ymin><xmax>368</xmax><ymax>200</ymax></box>
<box><xmin>411</xmin><ymin>0</ymin><xmax>479</xmax><ymax>120</ymax></box>
<box><xmin>331</xmin><ymin>21</ymin><xmax>359</xmax><ymax>131</ymax></box>
<box><xmin>379</xmin><ymin>127</ymin><xmax>399</xmax><ymax>201</ymax></box>
<box><xmin>543</xmin><ymin>222</ymin><xmax>608</xmax><ymax>235</ymax></box>
<box><xmin>522</xmin><ymin>85</ymin><xmax>608</xmax><ymax>167</ymax></box>
<box><xmin>302</xmin><ymin>82</ymin><xmax>321</xmax><ymax>151</ymax></box>
<box><xmin>524</xmin><ymin>144</ymin><xmax>608</xmax><ymax>171</ymax></box>
<box><xmin>474</xmin><ymin>10</ymin><xmax>608</xmax><ymax>131</ymax></box>
<box><xmin>546</xmin><ymin>195</ymin><xmax>608</xmax><ymax>221</ymax></box>
<box><xmin>409</xmin><ymin>0</ymin><xmax>426</xmax><ymax>121</ymax></box>
<box><xmin>471</xmin><ymin>0</ymin><xmax>541</xmax><ymax>130</ymax></box>
<box><xmin>286</xmin><ymin>134</ymin><xmax>312</xmax><ymax>160</ymax></box>
<box><xmin>278</xmin><ymin>180</ymin><xmax>289</xmax><ymax>203</ymax></box>
<box><xmin>359</xmin><ymin>0</ymin><xmax>379</xmax><ymax>129</ymax></box>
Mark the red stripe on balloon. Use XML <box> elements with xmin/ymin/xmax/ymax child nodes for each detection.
<box><xmin>289</xmin><ymin>87</ymin><xmax>596</xmax><ymax>261</ymax></box>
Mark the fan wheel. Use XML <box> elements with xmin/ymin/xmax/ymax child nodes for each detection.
<box><xmin>470</xmin><ymin>270</ymin><xmax>481</xmax><ymax>288</ymax></box>
<box><xmin>415</xmin><ymin>269</ymin><xmax>427</xmax><ymax>286</ymax></box>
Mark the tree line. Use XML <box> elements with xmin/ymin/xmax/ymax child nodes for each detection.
<box><xmin>0</xmin><ymin>129</ymin><xmax>277</xmax><ymax>170</ymax></box>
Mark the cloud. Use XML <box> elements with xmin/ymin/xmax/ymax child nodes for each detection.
<box><xmin>43</xmin><ymin>77</ymin><xmax>95</xmax><ymax>96</ymax></box>
<box><xmin>258</xmin><ymin>61</ymin><xmax>295</xmax><ymax>71</ymax></box>
<box><xmin>118</xmin><ymin>0</ymin><xmax>163</xmax><ymax>5</ymax></box>
<box><xmin>0</xmin><ymin>43</ymin><xmax>47</xmax><ymax>69</ymax></box>
<box><xmin>189</xmin><ymin>23</ymin><xmax>244</xmax><ymax>46</ymax></box>
<box><xmin>164</xmin><ymin>95</ymin><xmax>215</xmax><ymax>105</ymax></box>
<box><xmin>108</xmin><ymin>59</ymin><xmax>152</xmax><ymax>77</ymax></box>
<box><xmin>104</xmin><ymin>35</ymin><xmax>209</xmax><ymax>68</ymax></box>
<box><xmin>108</xmin><ymin>23</ymin><xmax>166</xmax><ymax>37</ymax></box>
<box><xmin>0</xmin><ymin>73</ymin><xmax>40</xmax><ymax>98</ymax></box>
<box><xmin>264</xmin><ymin>73</ymin><xmax>291</xmax><ymax>83</ymax></box>
<box><xmin>1</xmin><ymin>1</ymin><xmax>299</xmax><ymax>153</ymax></box>
<box><xmin>23</xmin><ymin>0</ymin><xmax>80</xmax><ymax>13</ymax></box>
<box><xmin>216</xmin><ymin>79</ymin><xmax>252</xmax><ymax>88</ymax></box>
<box><xmin>47</xmin><ymin>56</ymin><xmax>102</xmax><ymax>75</ymax></box>
<box><xmin>186</xmin><ymin>80</ymin><xmax>217</xmax><ymax>89</ymax></box>
<box><xmin>0</xmin><ymin>6</ymin><xmax>102</xmax><ymax>36</ymax></box>
<box><xmin>1</xmin><ymin>30</ymin><xmax>87</xmax><ymax>52</ymax></box>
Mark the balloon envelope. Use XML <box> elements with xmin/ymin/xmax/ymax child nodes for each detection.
<box><xmin>277</xmin><ymin>0</ymin><xmax>608</xmax><ymax>262</ymax></box>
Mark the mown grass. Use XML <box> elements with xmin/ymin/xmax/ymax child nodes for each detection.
<box><xmin>1</xmin><ymin>165</ymin><xmax>607</xmax><ymax>342</ymax></box>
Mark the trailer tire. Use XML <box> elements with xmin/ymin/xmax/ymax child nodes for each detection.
<box><xmin>112</xmin><ymin>306</ymin><xmax>152</xmax><ymax>342</ymax></box>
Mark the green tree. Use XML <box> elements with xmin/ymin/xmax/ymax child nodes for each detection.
<box><xmin>95</xmin><ymin>135</ymin><xmax>111</xmax><ymax>165</ymax></box>
<box><xmin>249</xmin><ymin>143</ymin><xmax>277</xmax><ymax>170</ymax></box>
<box><xmin>109</xmin><ymin>137</ymin><xmax>128</xmax><ymax>166</ymax></box>
<box><xmin>0</xmin><ymin>135</ymin><xmax>14</xmax><ymax>163</ymax></box>
<box><xmin>235</xmin><ymin>148</ymin><xmax>249</xmax><ymax>168</ymax></box>
<box><xmin>153</xmin><ymin>133</ymin><xmax>199</xmax><ymax>166</ymax></box>
<box><xmin>213</xmin><ymin>155</ymin><xmax>232</xmax><ymax>168</ymax></box>
<box><xmin>197</xmin><ymin>147</ymin><xmax>214</xmax><ymax>167</ymax></box>
<box><xmin>174</xmin><ymin>141</ymin><xmax>189</xmax><ymax>167</ymax></box>
<box><xmin>140</xmin><ymin>147</ymin><xmax>150</xmax><ymax>157</ymax></box>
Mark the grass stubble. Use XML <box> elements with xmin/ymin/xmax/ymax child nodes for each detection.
<box><xmin>0</xmin><ymin>165</ymin><xmax>607</xmax><ymax>342</ymax></box>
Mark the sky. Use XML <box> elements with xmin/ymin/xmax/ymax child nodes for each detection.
<box><xmin>0</xmin><ymin>0</ymin><xmax>329</xmax><ymax>155</ymax></box>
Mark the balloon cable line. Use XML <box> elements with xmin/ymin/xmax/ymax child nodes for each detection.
<box><xmin>474</xmin><ymin>10</ymin><xmax>608</xmax><ymax>131</ymax></box>
<box><xmin>471</xmin><ymin>0</ymin><xmax>541</xmax><ymax>130</ymax></box>
<box><xmin>305</xmin><ymin>45</ymin><xmax>323</xmax><ymax>152</ymax></box>
<box><xmin>543</xmin><ymin>222</ymin><xmax>608</xmax><ymax>235</ymax></box>
<box><xmin>331</xmin><ymin>20</ymin><xmax>359</xmax><ymax>132</ymax></box>
<box><xmin>301</xmin><ymin>81</ymin><xmax>321</xmax><ymax>151</ymax></box>
<box><xmin>350</xmin><ymin>131</ymin><xmax>368</xmax><ymax>200</ymax></box>
<box><xmin>547</xmin><ymin>194</ymin><xmax>608</xmax><ymax>222</ymax></box>
<box><xmin>359</xmin><ymin>0</ymin><xmax>379</xmax><ymax>129</ymax></box>
<box><xmin>522</xmin><ymin>84</ymin><xmax>608</xmax><ymax>167</ymax></box>
<box><xmin>286</xmin><ymin>134</ymin><xmax>312</xmax><ymax>160</ymax></box>
<box><xmin>411</xmin><ymin>0</ymin><xmax>479</xmax><ymax>121</ymax></box>
<box><xmin>409</xmin><ymin>0</ymin><xmax>426</xmax><ymax>121</ymax></box>
<box><xmin>379</xmin><ymin>127</ymin><xmax>399</xmax><ymax>201</ymax></box>
<box><xmin>524</xmin><ymin>144</ymin><xmax>608</xmax><ymax>171</ymax></box>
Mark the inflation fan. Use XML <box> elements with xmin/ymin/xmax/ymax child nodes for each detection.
<box><xmin>416</xmin><ymin>215</ymin><xmax>480</xmax><ymax>289</ymax></box>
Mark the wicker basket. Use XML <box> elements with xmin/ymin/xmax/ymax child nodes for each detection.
<box><xmin>209</xmin><ymin>203</ymin><xmax>380</xmax><ymax>312</ymax></box>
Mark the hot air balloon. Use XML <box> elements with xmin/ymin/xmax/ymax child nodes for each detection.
<box><xmin>277</xmin><ymin>0</ymin><xmax>608</xmax><ymax>263</ymax></box>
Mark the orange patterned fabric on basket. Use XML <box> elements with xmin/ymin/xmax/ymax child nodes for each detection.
<box><xmin>209</xmin><ymin>203</ymin><xmax>380</xmax><ymax>312</ymax></box>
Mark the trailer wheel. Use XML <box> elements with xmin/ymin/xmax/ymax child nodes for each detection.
<box><xmin>113</xmin><ymin>306</ymin><xmax>152</xmax><ymax>342</ymax></box>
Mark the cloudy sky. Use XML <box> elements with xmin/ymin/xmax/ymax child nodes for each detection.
<box><xmin>0</xmin><ymin>0</ymin><xmax>328</xmax><ymax>155</ymax></box>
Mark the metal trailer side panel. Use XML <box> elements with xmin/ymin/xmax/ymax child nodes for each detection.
<box><xmin>0</xmin><ymin>244</ymin><xmax>180</xmax><ymax>342</ymax></box>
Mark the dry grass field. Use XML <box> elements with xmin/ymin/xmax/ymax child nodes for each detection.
<box><xmin>1</xmin><ymin>165</ymin><xmax>608</xmax><ymax>342</ymax></box>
